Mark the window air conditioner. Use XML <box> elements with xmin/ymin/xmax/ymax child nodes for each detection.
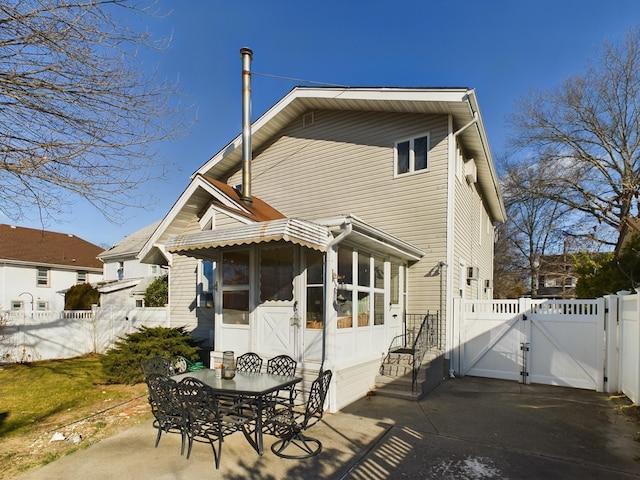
<box><xmin>467</xmin><ymin>266</ymin><xmax>479</xmax><ymax>281</ymax></box>
<box><xmin>465</xmin><ymin>158</ymin><xmax>477</xmax><ymax>184</ymax></box>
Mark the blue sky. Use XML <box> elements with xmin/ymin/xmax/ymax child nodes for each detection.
<box><xmin>10</xmin><ymin>1</ymin><xmax>640</xmax><ymax>248</ymax></box>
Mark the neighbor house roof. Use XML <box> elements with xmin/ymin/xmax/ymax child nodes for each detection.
<box><xmin>0</xmin><ymin>224</ymin><xmax>103</xmax><ymax>270</ymax></box>
<box><xmin>98</xmin><ymin>221</ymin><xmax>161</xmax><ymax>261</ymax></box>
<box><xmin>195</xmin><ymin>86</ymin><xmax>506</xmax><ymax>224</ymax></box>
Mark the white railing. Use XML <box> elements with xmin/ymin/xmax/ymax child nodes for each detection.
<box><xmin>0</xmin><ymin>306</ymin><xmax>169</xmax><ymax>363</ymax></box>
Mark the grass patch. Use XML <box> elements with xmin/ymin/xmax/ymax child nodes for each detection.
<box><xmin>0</xmin><ymin>354</ymin><xmax>141</xmax><ymax>438</ymax></box>
<box><xmin>0</xmin><ymin>355</ymin><xmax>150</xmax><ymax>479</ymax></box>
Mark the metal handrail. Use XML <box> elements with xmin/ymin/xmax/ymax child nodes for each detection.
<box><xmin>380</xmin><ymin>312</ymin><xmax>439</xmax><ymax>391</ymax></box>
<box><xmin>411</xmin><ymin>313</ymin><xmax>437</xmax><ymax>391</ymax></box>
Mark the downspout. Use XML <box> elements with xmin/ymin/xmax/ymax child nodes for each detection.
<box><xmin>321</xmin><ymin>220</ymin><xmax>353</xmax><ymax>372</ymax></box>
<box><xmin>445</xmin><ymin>102</ymin><xmax>478</xmax><ymax>375</ymax></box>
<box><xmin>240</xmin><ymin>47</ymin><xmax>253</xmax><ymax>204</ymax></box>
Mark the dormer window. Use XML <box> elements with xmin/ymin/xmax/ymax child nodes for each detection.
<box><xmin>394</xmin><ymin>133</ymin><xmax>429</xmax><ymax>176</ymax></box>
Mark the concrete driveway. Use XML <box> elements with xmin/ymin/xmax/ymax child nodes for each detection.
<box><xmin>15</xmin><ymin>376</ymin><xmax>640</xmax><ymax>479</ymax></box>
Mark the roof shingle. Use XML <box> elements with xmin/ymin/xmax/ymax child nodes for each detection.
<box><xmin>0</xmin><ymin>224</ymin><xmax>103</xmax><ymax>269</ymax></box>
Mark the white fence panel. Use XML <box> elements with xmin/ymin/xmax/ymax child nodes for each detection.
<box><xmin>527</xmin><ymin>299</ymin><xmax>604</xmax><ymax>390</ymax></box>
<box><xmin>455</xmin><ymin>299</ymin><xmax>524</xmax><ymax>381</ymax></box>
<box><xmin>0</xmin><ymin>306</ymin><xmax>169</xmax><ymax>363</ymax></box>
<box><xmin>619</xmin><ymin>294</ymin><xmax>640</xmax><ymax>404</ymax></box>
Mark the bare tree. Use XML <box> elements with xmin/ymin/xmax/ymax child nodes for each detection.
<box><xmin>493</xmin><ymin>219</ymin><xmax>528</xmax><ymax>298</ymax></box>
<box><xmin>0</xmin><ymin>0</ymin><xmax>186</xmax><ymax>224</ymax></box>
<box><xmin>509</xmin><ymin>25</ymin><xmax>640</xmax><ymax>251</ymax></box>
<box><xmin>500</xmin><ymin>158</ymin><xmax>573</xmax><ymax>297</ymax></box>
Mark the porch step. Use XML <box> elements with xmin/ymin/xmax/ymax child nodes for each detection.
<box><xmin>373</xmin><ymin>349</ymin><xmax>445</xmax><ymax>401</ymax></box>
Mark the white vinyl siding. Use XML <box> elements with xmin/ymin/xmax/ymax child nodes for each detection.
<box><xmin>229</xmin><ymin>109</ymin><xmax>450</xmax><ymax>314</ymax></box>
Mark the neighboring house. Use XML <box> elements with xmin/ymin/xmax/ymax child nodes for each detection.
<box><xmin>97</xmin><ymin>221</ymin><xmax>165</xmax><ymax>308</ymax></box>
<box><xmin>0</xmin><ymin>224</ymin><xmax>103</xmax><ymax>313</ymax></box>
<box><xmin>139</xmin><ymin>85</ymin><xmax>506</xmax><ymax>411</ymax></box>
<box><xmin>536</xmin><ymin>254</ymin><xmax>578</xmax><ymax>299</ymax></box>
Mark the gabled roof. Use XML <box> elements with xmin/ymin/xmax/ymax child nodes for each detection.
<box><xmin>98</xmin><ymin>221</ymin><xmax>161</xmax><ymax>261</ymax></box>
<box><xmin>196</xmin><ymin>86</ymin><xmax>506</xmax><ymax>223</ymax></box>
<box><xmin>138</xmin><ymin>175</ymin><xmax>286</xmax><ymax>265</ymax></box>
<box><xmin>0</xmin><ymin>224</ymin><xmax>103</xmax><ymax>270</ymax></box>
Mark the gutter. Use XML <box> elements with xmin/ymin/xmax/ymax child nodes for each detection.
<box><xmin>321</xmin><ymin>220</ymin><xmax>353</xmax><ymax>372</ymax></box>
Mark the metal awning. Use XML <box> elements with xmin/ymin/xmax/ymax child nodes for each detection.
<box><xmin>165</xmin><ymin>218</ymin><xmax>331</xmax><ymax>255</ymax></box>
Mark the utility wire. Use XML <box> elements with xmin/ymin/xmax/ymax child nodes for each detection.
<box><xmin>252</xmin><ymin>71</ymin><xmax>348</xmax><ymax>88</ymax></box>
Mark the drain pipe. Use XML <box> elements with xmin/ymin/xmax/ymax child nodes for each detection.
<box><xmin>240</xmin><ymin>47</ymin><xmax>253</xmax><ymax>204</ymax></box>
<box><xmin>453</xmin><ymin>112</ymin><xmax>478</xmax><ymax>138</ymax></box>
<box><xmin>321</xmin><ymin>220</ymin><xmax>353</xmax><ymax>372</ymax></box>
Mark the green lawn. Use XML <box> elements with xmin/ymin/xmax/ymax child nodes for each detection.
<box><xmin>0</xmin><ymin>355</ymin><xmax>145</xmax><ymax>439</ymax></box>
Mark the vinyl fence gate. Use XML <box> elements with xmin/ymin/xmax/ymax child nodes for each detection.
<box><xmin>452</xmin><ymin>298</ymin><xmax>605</xmax><ymax>391</ymax></box>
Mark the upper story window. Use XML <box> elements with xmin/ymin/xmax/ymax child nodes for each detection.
<box><xmin>117</xmin><ymin>261</ymin><xmax>124</xmax><ymax>281</ymax></box>
<box><xmin>394</xmin><ymin>133</ymin><xmax>429</xmax><ymax>176</ymax></box>
<box><xmin>37</xmin><ymin>267</ymin><xmax>50</xmax><ymax>287</ymax></box>
<box><xmin>76</xmin><ymin>271</ymin><xmax>87</xmax><ymax>284</ymax></box>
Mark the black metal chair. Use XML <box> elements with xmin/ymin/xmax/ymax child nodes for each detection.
<box><xmin>178</xmin><ymin>376</ymin><xmax>259</xmax><ymax>467</ymax></box>
<box><xmin>177</xmin><ymin>377</ymin><xmax>225</xmax><ymax>469</ymax></box>
<box><xmin>237</xmin><ymin>352</ymin><xmax>263</xmax><ymax>373</ymax></box>
<box><xmin>142</xmin><ymin>356</ymin><xmax>174</xmax><ymax>377</ymax></box>
<box><xmin>269</xmin><ymin>369</ymin><xmax>333</xmax><ymax>459</ymax></box>
<box><xmin>266</xmin><ymin>354</ymin><xmax>298</xmax><ymax>407</ymax></box>
<box><xmin>144</xmin><ymin>373</ymin><xmax>187</xmax><ymax>455</ymax></box>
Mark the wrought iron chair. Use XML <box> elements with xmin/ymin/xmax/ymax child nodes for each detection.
<box><xmin>269</xmin><ymin>369</ymin><xmax>333</xmax><ymax>459</ymax></box>
<box><xmin>266</xmin><ymin>354</ymin><xmax>298</xmax><ymax>407</ymax></box>
<box><xmin>177</xmin><ymin>377</ymin><xmax>225</xmax><ymax>469</ymax></box>
<box><xmin>178</xmin><ymin>376</ymin><xmax>258</xmax><ymax>468</ymax></box>
<box><xmin>144</xmin><ymin>373</ymin><xmax>187</xmax><ymax>455</ymax></box>
<box><xmin>236</xmin><ymin>352</ymin><xmax>263</xmax><ymax>373</ymax></box>
<box><xmin>141</xmin><ymin>356</ymin><xmax>174</xmax><ymax>377</ymax></box>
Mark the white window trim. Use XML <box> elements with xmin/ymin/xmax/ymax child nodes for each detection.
<box><xmin>37</xmin><ymin>267</ymin><xmax>50</xmax><ymax>287</ymax></box>
<box><xmin>394</xmin><ymin>132</ymin><xmax>430</xmax><ymax>177</ymax></box>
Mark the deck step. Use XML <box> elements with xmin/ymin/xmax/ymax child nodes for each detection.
<box><xmin>374</xmin><ymin>349</ymin><xmax>445</xmax><ymax>401</ymax></box>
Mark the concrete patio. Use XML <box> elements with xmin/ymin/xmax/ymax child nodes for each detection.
<box><xmin>15</xmin><ymin>376</ymin><xmax>640</xmax><ymax>479</ymax></box>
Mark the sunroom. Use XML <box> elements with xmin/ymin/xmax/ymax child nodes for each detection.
<box><xmin>164</xmin><ymin>214</ymin><xmax>423</xmax><ymax>412</ymax></box>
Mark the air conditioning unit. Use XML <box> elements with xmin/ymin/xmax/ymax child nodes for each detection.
<box><xmin>467</xmin><ymin>266</ymin><xmax>479</xmax><ymax>281</ymax></box>
<box><xmin>485</xmin><ymin>279</ymin><xmax>493</xmax><ymax>289</ymax></box>
<box><xmin>465</xmin><ymin>158</ymin><xmax>477</xmax><ymax>184</ymax></box>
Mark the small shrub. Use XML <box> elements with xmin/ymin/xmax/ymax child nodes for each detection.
<box><xmin>65</xmin><ymin>283</ymin><xmax>99</xmax><ymax>310</ymax></box>
<box><xmin>144</xmin><ymin>275</ymin><xmax>168</xmax><ymax>307</ymax></box>
<box><xmin>100</xmin><ymin>326</ymin><xmax>199</xmax><ymax>384</ymax></box>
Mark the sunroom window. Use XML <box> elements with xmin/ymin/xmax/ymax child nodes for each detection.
<box><xmin>222</xmin><ymin>249</ymin><xmax>249</xmax><ymax>325</ymax></box>
<box><xmin>395</xmin><ymin>133</ymin><xmax>429</xmax><ymax>176</ymax></box>
<box><xmin>260</xmin><ymin>245</ymin><xmax>294</xmax><ymax>302</ymax></box>
<box><xmin>337</xmin><ymin>247</ymin><xmax>385</xmax><ymax>328</ymax></box>
<box><xmin>306</xmin><ymin>249</ymin><xmax>324</xmax><ymax>329</ymax></box>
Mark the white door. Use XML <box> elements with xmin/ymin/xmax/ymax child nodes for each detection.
<box><xmin>256</xmin><ymin>303</ymin><xmax>299</xmax><ymax>359</ymax></box>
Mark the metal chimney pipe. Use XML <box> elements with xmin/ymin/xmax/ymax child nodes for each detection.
<box><xmin>240</xmin><ymin>47</ymin><xmax>253</xmax><ymax>203</ymax></box>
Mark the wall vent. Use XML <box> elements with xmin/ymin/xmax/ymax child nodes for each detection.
<box><xmin>303</xmin><ymin>112</ymin><xmax>315</xmax><ymax>127</ymax></box>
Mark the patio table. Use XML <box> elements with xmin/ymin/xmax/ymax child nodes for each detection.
<box><xmin>172</xmin><ymin>369</ymin><xmax>301</xmax><ymax>455</ymax></box>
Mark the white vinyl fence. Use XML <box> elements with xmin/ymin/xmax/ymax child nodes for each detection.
<box><xmin>451</xmin><ymin>294</ymin><xmax>640</xmax><ymax>404</ymax></box>
<box><xmin>0</xmin><ymin>305</ymin><xmax>169</xmax><ymax>363</ymax></box>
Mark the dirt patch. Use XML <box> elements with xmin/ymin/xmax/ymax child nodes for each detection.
<box><xmin>1</xmin><ymin>385</ymin><xmax>152</xmax><ymax>479</ymax></box>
